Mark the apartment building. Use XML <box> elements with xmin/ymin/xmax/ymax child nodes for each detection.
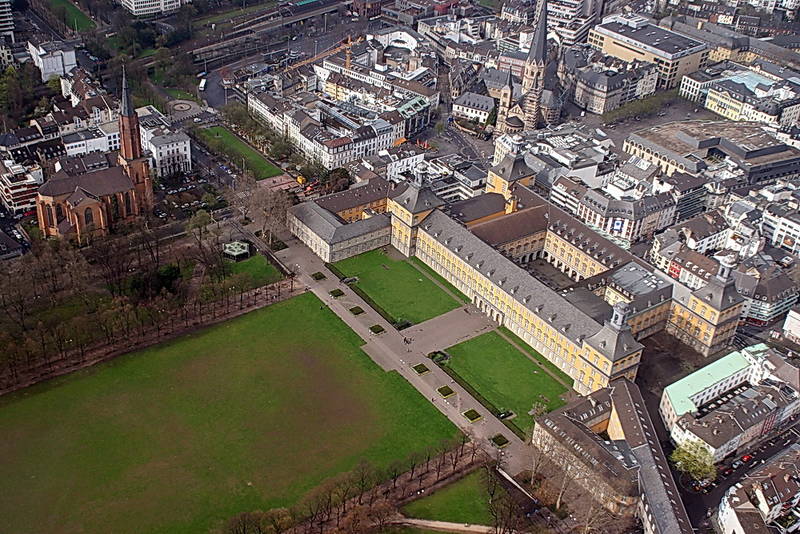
<box><xmin>118</xmin><ymin>0</ymin><xmax>185</xmax><ymax>17</ymax></box>
<box><xmin>0</xmin><ymin>159</ymin><xmax>44</xmax><ymax>213</ymax></box>
<box><xmin>661</xmin><ymin>343</ymin><xmax>800</xmax><ymax>462</ymax></box>
<box><xmin>717</xmin><ymin>444</ymin><xmax>800</xmax><ymax>534</ymax></box>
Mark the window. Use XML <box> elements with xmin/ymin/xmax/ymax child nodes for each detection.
<box><xmin>84</xmin><ymin>208</ymin><xmax>93</xmax><ymax>226</ymax></box>
<box><xmin>45</xmin><ymin>204</ymin><xmax>54</xmax><ymax>227</ymax></box>
<box><xmin>55</xmin><ymin>204</ymin><xmax>64</xmax><ymax>222</ymax></box>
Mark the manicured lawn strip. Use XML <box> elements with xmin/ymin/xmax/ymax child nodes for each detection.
<box><xmin>445</xmin><ymin>331</ymin><xmax>568</xmax><ymax>435</ymax></box>
<box><xmin>228</xmin><ymin>255</ymin><xmax>283</xmax><ymax>287</ymax></box>
<box><xmin>437</xmin><ymin>385</ymin><xmax>454</xmax><ymax>398</ymax></box>
<box><xmin>498</xmin><ymin>327</ymin><xmax>573</xmax><ymax>386</ymax></box>
<box><xmin>402</xmin><ymin>471</ymin><xmax>493</xmax><ymax>525</ymax></box>
<box><xmin>333</xmin><ymin>250</ymin><xmax>459</xmax><ymax>325</ymax></box>
<box><xmin>409</xmin><ymin>257</ymin><xmax>470</xmax><ymax>304</ymax></box>
<box><xmin>0</xmin><ymin>292</ymin><xmax>458</xmax><ymax>534</ymax></box>
<box><xmin>463</xmin><ymin>409</ymin><xmax>482</xmax><ymax>422</ymax></box>
<box><xmin>48</xmin><ymin>0</ymin><xmax>95</xmax><ymax>31</ymax></box>
<box><xmin>196</xmin><ymin>126</ymin><xmax>282</xmax><ymax>180</ymax></box>
<box><xmin>412</xmin><ymin>363</ymin><xmax>429</xmax><ymax>375</ymax></box>
<box><xmin>491</xmin><ymin>434</ymin><xmax>509</xmax><ymax>448</ymax></box>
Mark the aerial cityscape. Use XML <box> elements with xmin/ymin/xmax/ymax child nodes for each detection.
<box><xmin>3</xmin><ymin>0</ymin><xmax>800</xmax><ymax>531</ymax></box>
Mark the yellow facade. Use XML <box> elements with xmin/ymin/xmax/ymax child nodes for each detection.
<box><xmin>705</xmin><ymin>87</ymin><xmax>744</xmax><ymax>121</ymax></box>
<box><xmin>414</xmin><ymin>229</ymin><xmax>641</xmax><ymax>395</ymax></box>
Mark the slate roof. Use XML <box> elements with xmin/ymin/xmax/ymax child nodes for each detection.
<box><xmin>389</xmin><ymin>182</ymin><xmax>444</xmax><ymax>214</ymax></box>
<box><xmin>38</xmin><ymin>166</ymin><xmax>134</xmax><ymax>199</ymax></box>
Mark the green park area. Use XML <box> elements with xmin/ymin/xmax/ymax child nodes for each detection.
<box><xmin>333</xmin><ymin>249</ymin><xmax>461</xmax><ymax>325</ymax></box>
<box><xmin>402</xmin><ymin>470</ymin><xmax>494</xmax><ymax>525</ymax></box>
<box><xmin>499</xmin><ymin>327</ymin><xmax>573</xmax><ymax>386</ymax></box>
<box><xmin>48</xmin><ymin>0</ymin><xmax>95</xmax><ymax>31</ymax></box>
<box><xmin>0</xmin><ymin>292</ymin><xmax>458</xmax><ymax>534</ymax></box>
<box><xmin>444</xmin><ymin>331</ymin><xmax>568</xmax><ymax>434</ymax></box>
<box><xmin>196</xmin><ymin>126</ymin><xmax>282</xmax><ymax>180</ymax></box>
<box><xmin>228</xmin><ymin>254</ymin><xmax>283</xmax><ymax>287</ymax></box>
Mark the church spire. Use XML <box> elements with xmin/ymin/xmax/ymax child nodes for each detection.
<box><xmin>121</xmin><ymin>65</ymin><xmax>134</xmax><ymax>117</ymax></box>
<box><xmin>118</xmin><ymin>67</ymin><xmax>142</xmax><ymax>161</ymax></box>
<box><xmin>528</xmin><ymin>0</ymin><xmax>548</xmax><ymax>65</ymax></box>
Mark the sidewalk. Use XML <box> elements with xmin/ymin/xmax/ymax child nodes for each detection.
<box><xmin>276</xmin><ymin>238</ymin><xmax>531</xmax><ymax>475</ymax></box>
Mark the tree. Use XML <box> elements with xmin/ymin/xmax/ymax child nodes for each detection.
<box><xmin>269</xmin><ymin>137</ymin><xmax>293</xmax><ymax>161</ymax></box>
<box><xmin>226</xmin><ymin>171</ymin><xmax>257</xmax><ymax>222</ymax></box>
<box><xmin>670</xmin><ymin>440</ymin><xmax>715</xmax><ymax>481</ymax></box>
<box><xmin>252</xmin><ymin>188</ymin><xmax>291</xmax><ymax>246</ymax></box>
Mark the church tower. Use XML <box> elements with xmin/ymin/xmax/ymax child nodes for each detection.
<box><xmin>522</xmin><ymin>0</ymin><xmax>548</xmax><ymax>130</ymax></box>
<box><xmin>117</xmin><ymin>67</ymin><xmax>153</xmax><ymax>212</ymax></box>
<box><xmin>495</xmin><ymin>68</ymin><xmax>514</xmax><ymax>136</ymax></box>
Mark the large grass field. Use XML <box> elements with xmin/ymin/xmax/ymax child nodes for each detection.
<box><xmin>333</xmin><ymin>249</ymin><xmax>461</xmax><ymax>325</ymax></box>
<box><xmin>0</xmin><ymin>292</ymin><xmax>458</xmax><ymax>534</ymax></box>
<box><xmin>445</xmin><ymin>331</ymin><xmax>568</xmax><ymax>433</ymax></box>
<box><xmin>197</xmin><ymin>126</ymin><xmax>282</xmax><ymax>180</ymax></box>
<box><xmin>48</xmin><ymin>0</ymin><xmax>95</xmax><ymax>31</ymax></box>
<box><xmin>402</xmin><ymin>470</ymin><xmax>493</xmax><ymax>525</ymax></box>
<box><xmin>228</xmin><ymin>254</ymin><xmax>283</xmax><ymax>287</ymax></box>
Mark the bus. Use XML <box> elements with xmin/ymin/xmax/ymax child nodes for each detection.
<box><xmin>199</xmin><ymin>78</ymin><xmax>207</xmax><ymax>91</ymax></box>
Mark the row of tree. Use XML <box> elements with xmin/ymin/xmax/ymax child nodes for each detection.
<box><xmin>222</xmin><ymin>435</ymin><xmax>497</xmax><ymax>534</ymax></box>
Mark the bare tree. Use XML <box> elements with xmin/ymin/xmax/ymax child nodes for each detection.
<box><xmin>227</xmin><ymin>170</ymin><xmax>257</xmax><ymax>222</ymax></box>
<box><xmin>251</xmin><ymin>187</ymin><xmax>292</xmax><ymax>246</ymax></box>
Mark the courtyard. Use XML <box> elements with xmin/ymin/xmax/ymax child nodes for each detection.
<box><xmin>333</xmin><ymin>249</ymin><xmax>462</xmax><ymax>326</ymax></box>
<box><xmin>0</xmin><ymin>292</ymin><xmax>458</xmax><ymax>534</ymax></box>
<box><xmin>443</xmin><ymin>331</ymin><xmax>569</xmax><ymax>435</ymax></box>
<box><xmin>402</xmin><ymin>470</ymin><xmax>495</xmax><ymax>525</ymax></box>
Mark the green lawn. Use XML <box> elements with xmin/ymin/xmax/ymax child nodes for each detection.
<box><xmin>445</xmin><ymin>331</ymin><xmax>568</xmax><ymax>433</ymax></box>
<box><xmin>402</xmin><ymin>471</ymin><xmax>493</xmax><ymax>525</ymax></box>
<box><xmin>498</xmin><ymin>327</ymin><xmax>574</xmax><ymax>386</ymax></box>
<box><xmin>48</xmin><ymin>0</ymin><xmax>95</xmax><ymax>31</ymax></box>
<box><xmin>228</xmin><ymin>254</ymin><xmax>283</xmax><ymax>287</ymax></box>
<box><xmin>409</xmin><ymin>257</ymin><xmax>470</xmax><ymax>304</ymax></box>
<box><xmin>0</xmin><ymin>292</ymin><xmax>458</xmax><ymax>534</ymax></box>
<box><xmin>197</xmin><ymin>126</ymin><xmax>282</xmax><ymax>180</ymax></box>
<box><xmin>165</xmin><ymin>87</ymin><xmax>201</xmax><ymax>103</ymax></box>
<box><xmin>333</xmin><ymin>249</ymin><xmax>460</xmax><ymax>325</ymax></box>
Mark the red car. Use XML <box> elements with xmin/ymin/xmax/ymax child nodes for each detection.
<box><xmin>742</xmin><ymin>454</ymin><xmax>754</xmax><ymax>463</ymax></box>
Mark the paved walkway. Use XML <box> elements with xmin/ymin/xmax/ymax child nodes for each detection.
<box><xmin>390</xmin><ymin>518</ymin><xmax>494</xmax><ymax>533</ymax></box>
<box><xmin>276</xmin><ymin>238</ymin><xmax>530</xmax><ymax>475</ymax></box>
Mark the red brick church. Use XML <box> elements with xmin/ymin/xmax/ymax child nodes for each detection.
<box><xmin>37</xmin><ymin>70</ymin><xmax>154</xmax><ymax>241</ymax></box>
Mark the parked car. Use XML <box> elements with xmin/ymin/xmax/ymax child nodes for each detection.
<box><xmin>732</xmin><ymin>460</ymin><xmax>743</xmax><ymax>469</ymax></box>
<box><xmin>742</xmin><ymin>454</ymin><xmax>754</xmax><ymax>463</ymax></box>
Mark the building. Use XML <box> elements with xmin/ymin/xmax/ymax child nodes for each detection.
<box><xmin>35</xmin><ymin>71</ymin><xmax>154</xmax><ymax>242</ymax></box>
<box><xmin>623</xmin><ymin>120</ymin><xmax>800</xmax><ymax>183</ymax></box>
<box><xmin>532</xmin><ymin>379</ymin><xmax>693</xmax><ymax>533</ymax></box>
<box><xmin>0</xmin><ymin>0</ymin><xmax>13</xmax><ymax>43</ymax></box>
<box><xmin>136</xmin><ymin>106</ymin><xmax>192</xmax><ymax>178</ymax></box>
<box><xmin>572</xmin><ymin>60</ymin><xmax>658</xmax><ymax>114</ymax></box>
<box><xmin>717</xmin><ymin>444</ymin><xmax>800</xmax><ymax>534</ymax></box>
<box><xmin>118</xmin><ymin>0</ymin><xmax>185</xmax><ymax>17</ymax></box>
<box><xmin>27</xmin><ymin>40</ymin><xmax>77</xmax><ymax>82</ymax></box>
<box><xmin>588</xmin><ymin>14</ymin><xmax>709</xmax><ymax>89</ymax></box>
<box><xmin>784</xmin><ymin>306</ymin><xmax>800</xmax><ymax>343</ymax></box>
<box><xmin>495</xmin><ymin>0</ymin><xmax>562</xmax><ymax>134</ymax></box>
<box><xmin>452</xmin><ymin>92</ymin><xmax>495</xmax><ymax>124</ymax></box>
<box><xmin>0</xmin><ymin>160</ymin><xmax>44</xmax><ymax>213</ymax></box>
<box><xmin>661</xmin><ymin>343</ymin><xmax>800</xmax><ymax>462</ymax></box>
<box><xmin>547</xmin><ymin>0</ymin><xmax>605</xmax><ymax>45</ymax></box>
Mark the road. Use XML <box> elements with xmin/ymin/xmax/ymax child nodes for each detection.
<box><xmin>678</xmin><ymin>420</ymin><xmax>800</xmax><ymax>528</ymax></box>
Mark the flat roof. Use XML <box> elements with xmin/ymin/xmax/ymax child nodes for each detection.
<box><xmin>664</xmin><ymin>350</ymin><xmax>751</xmax><ymax>416</ymax></box>
<box><xmin>596</xmin><ymin>15</ymin><xmax>705</xmax><ymax>59</ymax></box>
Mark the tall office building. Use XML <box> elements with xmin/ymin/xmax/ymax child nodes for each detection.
<box><xmin>0</xmin><ymin>0</ymin><xmax>14</xmax><ymax>43</ymax></box>
<box><xmin>548</xmin><ymin>0</ymin><xmax>604</xmax><ymax>45</ymax></box>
